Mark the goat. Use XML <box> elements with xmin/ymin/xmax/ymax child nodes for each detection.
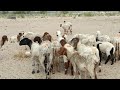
<box><xmin>60</xmin><ymin>21</ymin><xmax>72</xmax><ymax>35</ymax></box>
<box><xmin>96</xmin><ymin>31</ymin><xmax>111</xmax><ymax>42</ymax></box>
<box><xmin>96</xmin><ymin>41</ymin><xmax>115</xmax><ymax>65</ymax></box>
<box><xmin>42</xmin><ymin>32</ymin><xmax>52</xmax><ymax>42</ymax></box>
<box><xmin>19</xmin><ymin>36</ymin><xmax>53</xmax><ymax>79</ymax></box>
<box><xmin>0</xmin><ymin>35</ymin><xmax>8</xmax><ymax>48</ymax></box>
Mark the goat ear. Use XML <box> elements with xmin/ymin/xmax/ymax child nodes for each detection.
<box><xmin>60</xmin><ymin>24</ymin><xmax>62</xmax><ymax>27</ymax></box>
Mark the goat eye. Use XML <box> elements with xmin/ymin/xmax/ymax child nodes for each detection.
<box><xmin>57</xmin><ymin>35</ymin><xmax>58</xmax><ymax>36</ymax></box>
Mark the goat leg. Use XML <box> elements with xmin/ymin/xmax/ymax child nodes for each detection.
<box><xmin>105</xmin><ymin>55</ymin><xmax>111</xmax><ymax>64</ymax></box>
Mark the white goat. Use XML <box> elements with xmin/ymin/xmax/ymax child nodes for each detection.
<box><xmin>70</xmin><ymin>34</ymin><xmax>96</xmax><ymax>46</ymax></box>
<box><xmin>111</xmin><ymin>33</ymin><xmax>120</xmax><ymax>61</ymax></box>
<box><xmin>96</xmin><ymin>41</ymin><xmax>115</xmax><ymax>65</ymax></box>
<box><xmin>10</xmin><ymin>35</ymin><xmax>17</xmax><ymax>43</ymax></box>
<box><xmin>51</xmin><ymin>40</ymin><xmax>62</xmax><ymax>73</ymax></box>
<box><xmin>96</xmin><ymin>31</ymin><xmax>111</xmax><ymax>42</ymax></box>
<box><xmin>63</xmin><ymin>43</ymin><xmax>99</xmax><ymax>79</ymax></box>
<box><xmin>81</xmin><ymin>35</ymin><xmax>96</xmax><ymax>46</ymax></box>
<box><xmin>39</xmin><ymin>40</ymin><xmax>53</xmax><ymax>79</ymax></box>
<box><xmin>60</xmin><ymin>21</ymin><xmax>72</xmax><ymax>35</ymax></box>
<box><xmin>20</xmin><ymin>31</ymin><xmax>41</xmax><ymax>50</ymax></box>
<box><xmin>56</xmin><ymin>31</ymin><xmax>64</xmax><ymax>42</ymax></box>
<box><xmin>19</xmin><ymin>37</ymin><xmax>53</xmax><ymax>79</ymax></box>
<box><xmin>20</xmin><ymin>32</ymin><xmax>40</xmax><ymax>41</ymax></box>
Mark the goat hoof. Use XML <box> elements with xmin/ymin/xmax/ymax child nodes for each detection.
<box><xmin>71</xmin><ymin>72</ymin><xmax>74</xmax><ymax>76</ymax></box>
<box><xmin>32</xmin><ymin>71</ymin><xmax>35</xmax><ymax>74</ymax></box>
<box><xmin>52</xmin><ymin>72</ymin><xmax>55</xmax><ymax>74</ymax></box>
<box><xmin>99</xmin><ymin>69</ymin><xmax>101</xmax><ymax>72</ymax></box>
<box><xmin>111</xmin><ymin>63</ymin><xmax>114</xmax><ymax>65</ymax></box>
<box><xmin>65</xmin><ymin>71</ymin><xmax>67</xmax><ymax>75</ymax></box>
<box><xmin>37</xmin><ymin>70</ymin><xmax>40</xmax><ymax>73</ymax></box>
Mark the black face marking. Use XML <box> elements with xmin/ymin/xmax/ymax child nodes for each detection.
<box><xmin>19</xmin><ymin>38</ymin><xmax>32</xmax><ymax>49</ymax></box>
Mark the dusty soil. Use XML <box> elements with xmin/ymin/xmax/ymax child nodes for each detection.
<box><xmin>0</xmin><ymin>16</ymin><xmax>120</xmax><ymax>79</ymax></box>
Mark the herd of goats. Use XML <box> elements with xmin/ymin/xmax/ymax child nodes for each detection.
<box><xmin>0</xmin><ymin>20</ymin><xmax>120</xmax><ymax>79</ymax></box>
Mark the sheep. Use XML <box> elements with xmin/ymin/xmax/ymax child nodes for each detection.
<box><xmin>75</xmin><ymin>38</ymin><xmax>100</xmax><ymax>64</ymax></box>
<box><xmin>39</xmin><ymin>40</ymin><xmax>54</xmax><ymax>79</ymax></box>
<box><xmin>10</xmin><ymin>32</ymin><xmax>24</xmax><ymax>43</ymax></box>
<box><xmin>42</xmin><ymin>31</ymin><xmax>68</xmax><ymax>74</ymax></box>
<box><xmin>20</xmin><ymin>31</ymin><xmax>40</xmax><ymax>41</ymax></box>
<box><xmin>48</xmin><ymin>31</ymin><xmax>67</xmax><ymax>73</ymax></box>
<box><xmin>19</xmin><ymin>36</ymin><xmax>42</xmax><ymax>73</ymax></box>
<box><xmin>51</xmin><ymin>40</ymin><xmax>62</xmax><ymax>73</ymax></box>
<box><xmin>96</xmin><ymin>41</ymin><xmax>115</xmax><ymax>65</ymax></box>
<box><xmin>58</xmin><ymin>39</ymin><xmax>74</xmax><ymax>75</ymax></box>
<box><xmin>75</xmin><ymin>39</ymin><xmax>100</xmax><ymax>79</ymax></box>
<box><xmin>60</xmin><ymin>21</ymin><xmax>72</xmax><ymax>35</ymax></box>
<box><xmin>70</xmin><ymin>34</ymin><xmax>96</xmax><ymax>46</ymax></box>
<box><xmin>111</xmin><ymin>33</ymin><xmax>120</xmax><ymax>61</ymax></box>
<box><xmin>81</xmin><ymin>35</ymin><xmax>96</xmax><ymax>46</ymax></box>
<box><xmin>60</xmin><ymin>38</ymin><xmax>99</xmax><ymax>78</ymax></box>
<box><xmin>70</xmin><ymin>50</ymin><xmax>99</xmax><ymax>79</ymax></box>
<box><xmin>19</xmin><ymin>36</ymin><xmax>53</xmax><ymax>79</ymax></box>
<box><xmin>59</xmin><ymin>39</ymin><xmax>99</xmax><ymax>79</ymax></box>
<box><xmin>56</xmin><ymin>34</ymin><xmax>96</xmax><ymax>74</ymax></box>
<box><xmin>42</xmin><ymin>32</ymin><xmax>52</xmax><ymax>42</ymax></box>
<box><xmin>17</xmin><ymin>32</ymin><xmax>24</xmax><ymax>42</ymax></box>
<box><xmin>20</xmin><ymin>31</ymin><xmax>41</xmax><ymax>50</ymax></box>
<box><xmin>69</xmin><ymin>37</ymin><xmax>99</xmax><ymax>61</ymax></box>
<box><xmin>10</xmin><ymin>35</ymin><xmax>17</xmax><ymax>43</ymax></box>
<box><xmin>56</xmin><ymin>30</ymin><xmax>64</xmax><ymax>42</ymax></box>
<box><xmin>69</xmin><ymin>37</ymin><xmax>101</xmax><ymax>72</ymax></box>
<box><xmin>62</xmin><ymin>34</ymin><xmax>68</xmax><ymax>43</ymax></box>
<box><xmin>96</xmin><ymin>31</ymin><xmax>111</xmax><ymax>42</ymax></box>
<box><xmin>69</xmin><ymin>37</ymin><xmax>80</xmax><ymax>50</ymax></box>
<box><xmin>0</xmin><ymin>35</ymin><xmax>8</xmax><ymax>48</ymax></box>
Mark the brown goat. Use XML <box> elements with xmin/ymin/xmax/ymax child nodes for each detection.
<box><xmin>60</xmin><ymin>39</ymin><xmax>67</xmax><ymax>46</ymax></box>
<box><xmin>56</xmin><ymin>39</ymin><xmax>74</xmax><ymax>75</ymax></box>
<box><xmin>33</xmin><ymin>36</ymin><xmax>42</xmax><ymax>45</ymax></box>
<box><xmin>42</xmin><ymin>32</ymin><xmax>52</xmax><ymax>42</ymax></box>
<box><xmin>17</xmin><ymin>33</ymin><xmax>23</xmax><ymax>42</ymax></box>
<box><xmin>1</xmin><ymin>35</ymin><xmax>8</xmax><ymax>47</ymax></box>
<box><xmin>69</xmin><ymin>37</ymin><xmax>79</xmax><ymax>50</ymax></box>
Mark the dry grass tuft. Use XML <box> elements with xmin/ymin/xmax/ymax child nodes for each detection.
<box><xmin>13</xmin><ymin>51</ymin><xmax>31</xmax><ymax>60</ymax></box>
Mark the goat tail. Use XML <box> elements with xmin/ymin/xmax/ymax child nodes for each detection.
<box><xmin>110</xmin><ymin>47</ymin><xmax>114</xmax><ymax>55</ymax></box>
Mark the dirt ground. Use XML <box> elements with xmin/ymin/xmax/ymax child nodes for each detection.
<box><xmin>0</xmin><ymin>16</ymin><xmax>120</xmax><ymax>79</ymax></box>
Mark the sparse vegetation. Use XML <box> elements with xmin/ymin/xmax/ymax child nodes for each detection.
<box><xmin>83</xmin><ymin>12</ymin><xmax>95</xmax><ymax>17</ymax></box>
<box><xmin>0</xmin><ymin>11</ymin><xmax>120</xmax><ymax>18</ymax></box>
<box><xmin>13</xmin><ymin>51</ymin><xmax>31</xmax><ymax>60</ymax></box>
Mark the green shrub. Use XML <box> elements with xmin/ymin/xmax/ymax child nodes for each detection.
<box><xmin>83</xmin><ymin>12</ymin><xmax>95</xmax><ymax>17</ymax></box>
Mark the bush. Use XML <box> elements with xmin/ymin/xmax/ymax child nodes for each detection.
<box><xmin>83</xmin><ymin>12</ymin><xmax>95</xmax><ymax>17</ymax></box>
